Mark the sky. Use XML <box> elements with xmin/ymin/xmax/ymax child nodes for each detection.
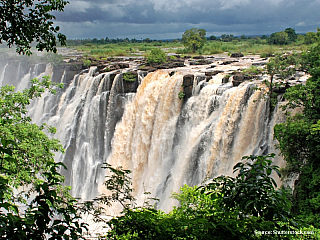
<box><xmin>54</xmin><ymin>0</ymin><xmax>320</xmax><ymax>40</ymax></box>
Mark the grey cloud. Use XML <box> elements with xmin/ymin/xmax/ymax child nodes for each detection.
<box><xmin>54</xmin><ymin>0</ymin><xmax>320</xmax><ymax>39</ymax></box>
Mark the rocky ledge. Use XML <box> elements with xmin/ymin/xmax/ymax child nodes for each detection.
<box><xmin>68</xmin><ymin>53</ymin><xmax>309</xmax><ymax>101</ymax></box>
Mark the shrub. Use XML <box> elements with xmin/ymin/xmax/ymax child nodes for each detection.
<box><xmin>147</xmin><ymin>48</ymin><xmax>167</xmax><ymax>64</ymax></box>
<box><xmin>178</xmin><ymin>91</ymin><xmax>185</xmax><ymax>99</ymax></box>
<box><xmin>123</xmin><ymin>72</ymin><xmax>136</xmax><ymax>82</ymax></box>
<box><xmin>83</xmin><ymin>59</ymin><xmax>91</xmax><ymax>68</ymax></box>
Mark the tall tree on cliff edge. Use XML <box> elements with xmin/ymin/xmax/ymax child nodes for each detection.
<box><xmin>274</xmin><ymin>28</ymin><xmax>320</xmax><ymax>228</ymax></box>
<box><xmin>0</xmin><ymin>0</ymin><xmax>68</xmax><ymax>55</ymax></box>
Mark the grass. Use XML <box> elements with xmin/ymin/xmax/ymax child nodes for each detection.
<box><xmin>69</xmin><ymin>39</ymin><xmax>312</xmax><ymax>60</ymax></box>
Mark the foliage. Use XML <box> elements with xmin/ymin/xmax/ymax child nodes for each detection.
<box><xmin>274</xmin><ymin>32</ymin><xmax>320</xmax><ymax>228</ymax></box>
<box><xmin>201</xmin><ymin>154</ymin><xmax>291</xmax><ymax>222</ymax></box>
<box><xmin>304</xmin><ymin>32</ymin><xmax>318</xmax><ymax>45</ymax></box>
<box><xmin>285</xmin><ymin>28</ymin><xmax>298</xmax><ymax>43</ymax></box>
<box><xmin>146</xmin><ymin>48</ymin><xmax>167</xmax><ymax>64</ymax></box>
<box><xmin>182</xmin><ymin>28</ymin><xmax>207</xmax><ymax>53</ymax></box>
<box><xmin>0</xmin><ymin>78</ymin><xmax>87</xmax><ymax>239</ymax></box>
<box><xmin>268</xmin><ymin>31</ymin><xmax>289</xmax><ymax>45</ymax></box>
<box><xmin>123</xmin><ymin>72</ymin><xmax>137</xmax><ymax>82</ymax></box>
<box><xmin>261</xmin><ymin>53</ymin><xmax>299</xmax><ymax>110</ymax></box>
<box><xmin>44</xmin><ymin>52</ymin><xmax>64</xmax><ymax>66</ymax></box>
<box><xmin>0</xmin><ymin>0</ymin><xmax>68</xmax><ymax>55</ymax></box>
<box><xmin>242</xmin><ymin>65</ymin><xmax>262</xmax><ymax>77</ymax></box>
<box><xmin>103</xmin><ymin>154</ymin><xmax>301</xmax><ymax>239</ymax></box>
<box><xmin>178</xmin><ymin>91</ymin><xmax>185</xmax><ymax>100</ymax></box>
<box><xmin>66</xmin><ymin>31</ymin><xmax>312</xmax><ymax>59</ymax></box>
<box><xmin>209</xmin><ymin>35</ymin><xmax>217</xmax><ymax>40</ymax></box>
<box><xmin>220</xmin><ymin>34</ymin><xmax>235</xmax><ymax>42</ymax></box>
<box><xmin>83</xmin><ymin>59</ymin><xmax>91</xmax><ymax>68</ymax></box>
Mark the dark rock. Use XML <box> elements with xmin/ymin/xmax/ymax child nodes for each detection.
<box><xmin>171</xmin><ymin>61</ymin><xmax>185</xmax><ymax>67</ymax></box>
<box><xmin>96</xmin><ymin>64</ymin><xmax>106</xmax><ymax>71</ymax></box>
<box><xmin>189</xmin><ymin>59</ymin><xmax>211</xmax><ymax>65</ymax></box>
<box><xmin>222</xmin><ymin>76</ymin><xmax>230</xmax><ymax>84</ymax></box>
<box><xmin>252</xmin><ymin>62</ymin><xmax>266</xmax><ymax>66</ymax></box>
<box><xmin>36</xmin><ymin>63</ymin><xmax>47</xmax><ymax>75</ymax></box>
<box><xmin>147</xmin><ymin>60</ymin><xmax>185</xmax><ymax>70</ymax></box>
<box><xmin>123</xmin><ymin>72</ymin><xmax>139</xmax><ymax>93</ymax></box>
<box><xmin>273</xmin><ymin>82</ymin><xmax>290</xmax><ymax>94</ymax></box>
<box><xmin>205</xmin><ymin>70</ymin><xmax>223</xmax><ymax>76</ymax></box>
<box><xmin>183</xmin><ymin>85</ymin><xmax>193</xmax><ymax>99</ymax></box>
<box><xmin>119</xmin><ymin>63</ymin><xmax>129</xmax><ymax>69</ymax></box>
<box><xmin>232</xmin><ymin>80</ymin><xmax>243</xmax><ymax>87</ymax></box>
<box><xmin>233</xmin><ymin>73</ymin><xmax>244</xmax><ymax>81</ymax></box>
<box><xmin>232</xmin><ymin>73</ymin><xmax>245</xmax><ymax>87</ymax></box>
<box><xmin>205</xmin><ymin>70</ymin><xmax>224</xmax><ymax>81</ymax></box>
<box><xmin>68</xmin><ymin>62</ymin><xmax>83</xmax><ymax>71</ymax></box>
<box><xmin>183</xmin><ymin>75</ymin><xmax>194</xmax><ymax>87</ymax></box>
<box><xmin>139</xmin><ymin>66</ymin><xmax>157</xmax><ymax>72</ymax></box>
<box><xmin>221</xmin><ymin>60</ymin><xmax>238</xmax><ymax>65</ymax></box>
<box><xmin>230</xmin><ymin>53</ymin><xmax>244</xmax><ymax>58</ymax></box>
<box><xmin>193</xmin><ymin>55</ymin><xmax>205</xmax><ymax>59</ymax></box>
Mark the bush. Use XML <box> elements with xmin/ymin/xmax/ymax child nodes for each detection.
<box><xmin>104</xmin><ymin>154</ymin><xmax>302</xmax><ymax>240</ymax></box>
<box><xmin>123</xmin><ymin>72</ymin><xmax>136</xmax><ymax>82</ymax></box>
<box><xmin>83</xmin><ymin>59</ymin><xmax>91</xmax><ymax>68</ymax></box>
<box><xmin>147</xmin><ymin>48</ymin><xmax>167</xmax><ymax>64</ymax></box>
<box><xmin>178</xmin><ymin>91</ymin><xmax>185</xmax><ymax>99</ymax></box>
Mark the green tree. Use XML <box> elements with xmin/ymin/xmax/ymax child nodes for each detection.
<box><xmin>304</xmin><ymin>32</ymin><xmax>318</xmax><ymax>45</ymax></box>
<box><xmin>285</xmin><ymin>28</ymin><xmax>298</xmax><ymax>43</ymax></box>
<box><xmin>182</xmin><ymin>28</ymin><xmax>206</xmax><ymax>53</ymax></box>
<box><xmin>0</xmin><ymin>78</ymin><xmax>87</xmax><ymax>239</ymax></box>
<box><xmin>274</xmin><ymin>36</ymin><xmax>320</xmax><ymax>227</ymax></box>
<box><xmin>209</xmin><ymin>35</ymin><xmax>217</xmax><ymax>40</ymax></box>
<box><xmin>0</xmin><ymin>0</ymin><xmax>68</xmax><ymax>55</ymax></box>
<box><xmin>262</xmin><ymin>53</ymin><xmax>298</xmax><ymax>110</ymax></box>
<box><xmin>268</xmin><ymin>31</ymin><xmax>289</xmax><ymax>45</ymax></box>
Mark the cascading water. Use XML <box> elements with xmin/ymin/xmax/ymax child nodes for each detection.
<box><xmin>107</xmin><ymin>71</ymin><xmax>285</xmax><ymax>211</ymax></box>
<box><xmin>0</xmin><ymin>63</ymin><xmax>8</xmax><ymax>86</ymax></box>
<box><xmin>0</xmin><ymin>57</ymin><xmax>286</xmax><ymax>212</ymax></box>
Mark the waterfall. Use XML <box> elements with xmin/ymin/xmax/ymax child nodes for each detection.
<box><xmin>28</xmin><ymin>67</ymin><xmax>133</xmax><ymax>200</ymax></box>
<box><xmin>107</xmin><ymin>72</ymin><xmax>282</xmax><ymax>211</ymax></box>
<box><xmin>0</xmin><ymin>63</ymin><xmax>8</xmax><ymax>86</ymax></box>
<box><xmin>0</xmin><ymin>58</ymin><xmax>286</xmax><ymax>211</ymax></box>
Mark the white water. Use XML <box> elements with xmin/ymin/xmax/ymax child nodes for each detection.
<box><xmin>107</xmin><ymin>71</ymin><xmax>284</xmax><ymax>211</ymax></box>
<box><xmin>0</xmin><ymin>60</ymin><xmax>286</xmax><ymax>212</ymax></box>
<box><xmin>0</xmin><ymin>63</ymin><xmax>8</xmax><ymax>87</ymax></box>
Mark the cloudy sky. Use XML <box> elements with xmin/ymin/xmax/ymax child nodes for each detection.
<box><xmin>54</xmin><ymin>0</ymin><xmax>320</xmax><ymax>40</ymax></box>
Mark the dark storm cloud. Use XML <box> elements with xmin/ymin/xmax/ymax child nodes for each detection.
<box><xmin>54</xmin><ymin>0</ymin><xmax>320</xmax><ymax>39</ymax></box>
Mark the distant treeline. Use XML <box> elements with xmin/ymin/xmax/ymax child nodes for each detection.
<box><xmin>66</xmin><ymin>28</ymin><xmax>318</xmax><ymax>46</ymax></box>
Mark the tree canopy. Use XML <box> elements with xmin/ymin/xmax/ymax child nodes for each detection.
<box><xmin>182</xmin><ymin>28</ymin><xmax>206</xmax><ymax>53</ymax></box>
<box><xmin>0</xmin><ymin>0</ymin><xmax>68</xmax><ymax>55</ymax></box>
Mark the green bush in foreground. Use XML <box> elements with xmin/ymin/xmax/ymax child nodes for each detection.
<box><xmin>105</xmin><ymin>154</ymin><xmax>309</xmax><ymax>240</ymax></box>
